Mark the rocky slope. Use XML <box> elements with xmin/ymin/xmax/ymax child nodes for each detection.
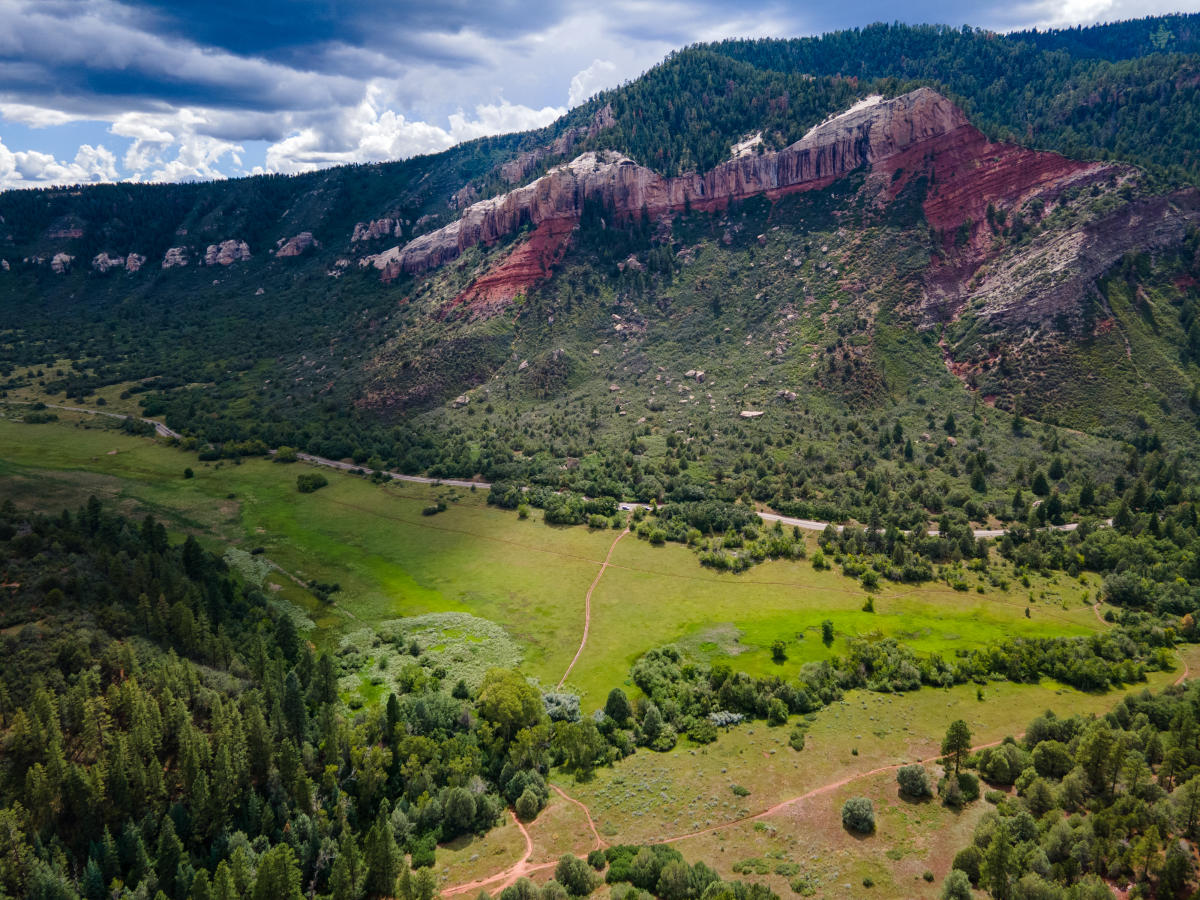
<box><xmin>362</xmin><ymin>87</ymin><xmax>1196</xmax><ymax>331</ymax></box>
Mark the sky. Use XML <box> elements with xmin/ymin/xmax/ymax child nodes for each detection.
<box><xmin>0</xmin><ymin>0</ymin><xmax>1192</xmax><ymax>189</ymax></box>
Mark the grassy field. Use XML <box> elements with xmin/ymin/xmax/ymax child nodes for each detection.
<box><xmin>432</xmin><ymin>648</ymin><xmax>1200</xmax><ymax>896</ymax></box>
<box><xmin>4</xmin><ymin>413</ymin><xmax>1192</xmax><ymax>899</ymax></box>
<box><xmin>0</xmin><ymin>414</ymin><xmax>1105</xmax><ymax>701</ymax></box>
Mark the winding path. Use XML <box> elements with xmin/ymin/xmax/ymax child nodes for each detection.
<box><xmin>558</xmin><ymin>528</ymin><xmax>628</xmax><ymax>689</ymax></box>
<box><xmin>440</xmin><ymin>734</ymin><xmax>1019</xmax><ymax>895</ymax></box>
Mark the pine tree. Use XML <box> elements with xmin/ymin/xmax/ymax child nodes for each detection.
<box><xmin>251</xmin><ymin>845</ymin><xmax>304</xmax><ymax>900</ymax></box>
<box><xmin>282</xmin><ymin>671</ymin><xmax>309</xmax><ymax>741</ymax></box>
<box><xmin>363</xmin><ymin>805</ymin><xmax>401</xmax><ymax>898</ymax></box>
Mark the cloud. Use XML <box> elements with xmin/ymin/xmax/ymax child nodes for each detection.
<box><xmin>569</xmin><ymin>59</ymin><xmax>619</xmax><ymax>107</ymax></box>
<box><xmin>0</xmin><ymin>137</ymin><xmax>119</xmax><ymax>188</ymax></box>
<box><xmin>0</xmin><ymin>0</ymin><xmax>1188</xmax><ymax>187</ymax></box>
<box><xmin>263</xmin><ymin>87</ymin><xmax>565</xmax><ymax>173</ymax></box>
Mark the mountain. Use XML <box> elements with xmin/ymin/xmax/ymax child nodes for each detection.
<box><xmin>2</xmin><ymin>17</ymin><xmax>1200</xmax><ymax>521</ymax></box>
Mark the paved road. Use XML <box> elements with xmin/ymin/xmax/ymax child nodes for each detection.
<box><xmin>21</xmin><ymin>400</ymin><xmax>1105</xmax><ymax>540</ymax></box>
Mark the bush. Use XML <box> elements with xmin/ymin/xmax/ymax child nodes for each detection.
<box><xmin>950</xmin><ymin>846</ymin><xmax>981</xmax><ymax>884</ymax></box>
<box><xmin>275</xmin><ymin>446</ymin><xmax>298</xmax><ymax>463</ymax></box>
<box><xmin>896</xmin><ymin>764</ymin><xmax>933</xmax><ymax>799</ymax></box>
<box><xmin>957</xmin><ymin>771</ymin><xmax>980</xmax><ymax>802</ymax></box>
<box><xmin>841</xmin><ymin>797</ymin><xmax>875</xmax><ymax>834</ymax></box>
<box><xmin>587</xmin><ymin>850</ymin><xmax>606</xmax><ymax>871</ymax></box>
<box><xmin>767</xmin><ymin>697</ymin><xmax>788</xmax><ymax>726</ymax></box>
<box><xmin>939</xmin><ymin>775</ymin><xmax>965</xmax><ymax>808</ymax></box>
<box><xmin>788</xmin><ymin>727</ymin><xmax>806</xmax><ymax>751</ymax></box>
<box><xmin>555</xmin><ymin>855</ymin><xmax>595</xmax><ymax>897</ymax></box>
<box><xmin>516</xmin><ymin>787</ymin><xmax>542</xmax><ymax>821</ymax></box>
<box><xmin>940</xmin><ymin>869</ymin><xmax>972</xmax><ymax>900</ymax></box>
<box><xmin>296</xmin><ymin>472</ymin><xmax>328</xmax><ymax>493</ymax></box>
<box><xmin>731</xmin><ymin>784</ymin><xmax>750</xmax><ymax>797</ymax></box>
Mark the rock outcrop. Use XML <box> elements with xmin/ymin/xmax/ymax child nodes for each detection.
<box><xmin>125</xmin><ymin>253</ymin><xmax>146</xmax><ymax>273</ymax></box>
<box><xmin>91</xmin><ymin>253</ymin><xmax>125</xmax><ymax>273</ymax></box>
<box><xmin>351</xmin><ymin>219</ymin><xmax>403</xmax><ymax>242</ymax></box>
<box><xmin>162</xmin><ymin>247</ymin><xmax>189</xmax><ymax>268</ymax></box>
<box><xmin>962</xmin><ymin>189</ymin><xmax>1200</xmax><ymax>330</ymax></box>
<box><xmin>371</xmin><ymin>89</ymin><xmax>971</xmax><ymax>279</ymax></box>
<box><xmin>1</xmin><ymin>260</ymin><xmax>9</xmax><ymax>272</ymax></box>
<box><xmin>443</xmin><ymin>217</ymin><xmax>578</xmax><ymax>319</ymax></box>
<box><xmin>50</xmin><ymin>253</ymin><xmax>73</xmax><ymax>274</ymax></box>
<box><xmin>276</xmin><ymin>232</ymin><xmax>318</xmax><ymax>257</ymax></box>
<box><xmin>204</xmin><ymin>240</ymin><xmax>251</xmax><ymax>266</ymax></box>
<box><xmin>497</xmin><ymin>103</ymin><xmax>617</xmax><ymax>186</ymax></box>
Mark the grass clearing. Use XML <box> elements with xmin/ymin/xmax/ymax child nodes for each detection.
<box><xmin>0</xmin><ymin>417</ymin><xmax>1107</xmax><ymax>696</ymax></box>
<box><xmin>555</xmin><ymin>664</ymin><xmax>1189</xmax><ymax>848</ymax></box>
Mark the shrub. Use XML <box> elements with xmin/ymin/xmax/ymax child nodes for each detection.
<box><xmin>767</xmin><ymin>697</ymin><xmax>788</xmax><ymax>726</ymax></box>
<box><xmin>957</xmin><ymin>771</ymin><xmax>980</xmax><ymax>802</ymax></box>
<box><xmin>587</xmin><ymin>850</ymin><xmax>606</xmax><ymax>871</ymax></box>
<box><xmin>950</xmin><ymin>846</ymin><xmax>981</xmax><ymax>884</ymax></box>
<box><xmin>788</xmin><ymin>727</ymin><xmax>806</xmax><ymax>751</ymax></box>
<box><xmin>555</xmin><ymin>855</ymin><xmax>595</xmax><ymax>897</ymax></box>
<box><xmin>841</xmin><ymin>797</ymin><xmax>875</xmax><ymax>833</ymax></box>
<box><xmin>941</xmin><ymin>870</ymin><xmax>972</xmax><ymax>900</ymax></box>
<box><xmin>516</xmin><ymin>787</ymin><xmax>542</xmax><ymax>821</ymax></box>
<box><xmin>730</xmin><ymin>784</ymin><xmax>750</xmax><ymax>797</ymax></box>
<box><xmin>771</xmin><ymin>640</ymin><xmax>787</xmax><ymax>662</ymax></box>
<box><xmin>296</xmin><ymin>472</ymin><xmax>328</xmax><ymax>493</ymax></box>
<box><xmin>275</xmin><ymin>446</ymin><xmax>298</xmax><ymax>463</ymax></box>
<box><xmin>896</xmin><ymin>764</ymin><xmax>933</xmax><ymax>798</ymax></box>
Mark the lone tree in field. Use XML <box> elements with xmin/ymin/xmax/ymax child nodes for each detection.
<box><xmin>897</xmin><ymin>764</ymin><xmax>933</xmax><ymax>798</ymax></box>
<box><xmin>841</xmin><ymin>797</ymin><xmax>875</xmax><ymax>834</ymax></box>
<box><xmin>942</xmin><ymin>720</ymin><xmax>972</xmax><ymax>776</ymax></box>
<box><xmin>820</xmin><ymin>620</ymin><xmax>834</xmax><ymax>646</ymax></box>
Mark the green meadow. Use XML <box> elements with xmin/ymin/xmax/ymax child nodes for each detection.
<box><xmin>0</xmin><ymin>414</ymin><xmax>1103</xmax><ymax>704</ymax></box>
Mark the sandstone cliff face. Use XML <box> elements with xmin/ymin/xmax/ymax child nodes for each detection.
<box><xmin>370</xmin><ymin>89</ymin><xmax>969</xmax><ymax>279</ymax></box>
<box><xmin>204</xmin><ymin>240</ymin><xmax>251</xmax><ymax>266</ymax></box>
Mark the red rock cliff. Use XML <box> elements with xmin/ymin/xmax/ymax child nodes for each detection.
<box><xmin>366</xmin><ymin>88</ymin><xmax>971</xmax><ymax>279</ymax></box>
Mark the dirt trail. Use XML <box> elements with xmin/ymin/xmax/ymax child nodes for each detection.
<box><xmin>442</xmin><ymin>811</ymin><xmax>538</xmax><ymax>897</ymax></box>
<box><xmin>15</xmin><ymin>399</ymin><xmax>1104</xmax><ymax>542</ymax></box>
<box><xmin>441</xmin><ymin>736</ymin><xmax>1019</xmax><ymax>895</ymax></box>
<box><xmin>557</xmin><ymin>528</ymin><xmax>628</xmax><ymax>689</ymax></box>
<box><xmin>551</xmin><ymin>784</ymin><xmax>606</xmax><ymax>851</ymax></box>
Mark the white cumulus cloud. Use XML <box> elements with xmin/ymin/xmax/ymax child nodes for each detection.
<box><xmin>0</xmin><ymin>137</ymin><xmax>119</xmax><ymax>188</ymax></box>
<box><xmin>568</xmin><ymin>59</ymin><xmax>619</xmax><ymax>107</ymax></box>
<box><xmin>263</xmin><ymin>86</ymin><xmax>564</xmax><ymax>174</ymax></box>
